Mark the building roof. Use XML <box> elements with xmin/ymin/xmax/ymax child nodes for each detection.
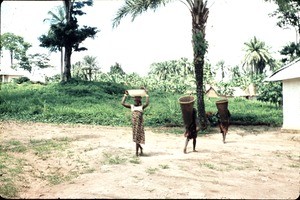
<box><xmin>266</xmin><ymin>58</ymin><xmax>300</xmax><ymax>81</ymax></box>
<box><xmin>0</xmin><ymin>68</ymin><xmax>25</xmax><ymax>76</ymax></box>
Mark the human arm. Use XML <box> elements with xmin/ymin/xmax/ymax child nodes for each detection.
<box><xmin>121</xmin><ymin>91</ymin><xmax>131</xmax><ymax>109</ymax></box>
<box><xmin>143</xmin><ymin>94</ymin><xmax>149</xmax><ymax>109</ymax></box>
<box><xmin>140</xmin><ymin>87</ymin><xmax>149</xmax><ymax>109</ymax></box>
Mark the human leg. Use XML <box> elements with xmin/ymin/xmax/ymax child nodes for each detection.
<box><xmin>135</xmin><ymin>143</ymin><xmax>139</xmax><ymax>156</ymax></box>
<box><xmin>184</xmin><ymin>138</ymin><xmax>189</xmax><ymax>154</ymax></box>
<box><xmin>193</xmin><ymin>138</ymin><xmax>197</xmax><ymax>152</ymax></box>
<box><xmin>139</xmin><ymin>144</ymin><xmax>143</xmax><ymax>156</ymax></box>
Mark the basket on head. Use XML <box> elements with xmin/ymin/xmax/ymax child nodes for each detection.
<box><xmin>216</xmin><ymin>99</ymin><xmax>229</xmax><ymax>120</ymax></box>
<box><xmin>126</xmin><ymin>89</ymin><xmax>147</xmax><ymax>97</ymax></box>
<box><xmin>178</xmin><ymin>96</ymin><xmax>195</xmax><ymax>127</ymax></box>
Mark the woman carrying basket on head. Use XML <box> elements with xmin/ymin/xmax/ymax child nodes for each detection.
<box><xmin>121</xmin><ymin>88</ymin><xmax>149</xmax><ymax>156</ymax></box>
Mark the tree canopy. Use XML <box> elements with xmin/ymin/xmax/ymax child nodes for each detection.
<box><xmin>39</xmin><ymin>0</ymin><xmax>99</xmax><ymax>82</ymax></box>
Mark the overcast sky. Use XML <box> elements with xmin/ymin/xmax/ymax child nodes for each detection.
<box><xmin>0</xmin><ymin>0</ymin><xmax>296</xmax><ymax>77</ymax></box>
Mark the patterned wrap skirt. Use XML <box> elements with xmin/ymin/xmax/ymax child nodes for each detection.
<box><xmin>132</xmin><ymin>111</ymin><xmax>145</xmax><ymax>144</ymax></box>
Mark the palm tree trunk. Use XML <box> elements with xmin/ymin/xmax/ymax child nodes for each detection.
<box><xmin>191</xmin><ymin>0</ymin><xmax>209</xmax><ymax>130</ymax></box>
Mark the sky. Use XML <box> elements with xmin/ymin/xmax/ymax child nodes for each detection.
<box><xmin>0</xmin><ymin>0</ymin><xmax>296</xmax><ymax>78</ymax></box>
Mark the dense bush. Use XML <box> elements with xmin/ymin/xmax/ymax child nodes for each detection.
<box><xmin>257</xmin><ymin>81</ymin><xmax>282</xmax><ymax>107</ymax></box>
<box><xmin>14</xmin><ymin>76</ymin><xmax>30</xmax><ymax>84</ymax></box>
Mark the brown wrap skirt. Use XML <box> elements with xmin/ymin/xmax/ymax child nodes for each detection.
<box><xmin>132</xmin><ymin>111</ymin><xmax>145</xmax><ymax>144</ymax></box>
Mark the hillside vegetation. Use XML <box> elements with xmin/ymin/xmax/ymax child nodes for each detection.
<box><xmin>0</xmin><ymin>80</ymin><xmax>282</xmax><ymax>129</ymax></box>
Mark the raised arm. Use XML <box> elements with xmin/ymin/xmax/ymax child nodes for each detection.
<box><xmin>121</xmin><ymin>91</ymin><xmax>131</xmax><ymax>109</ymax></box>
<box><xmin>143</xmin><ymin>94</ymin><xmax>149</xmax><ymax>109</ymax></box>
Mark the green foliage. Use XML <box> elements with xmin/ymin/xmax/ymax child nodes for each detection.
<box><xmin>257</xmin><ymin>81</ymin><xmax>283</xmax><ymax>107</ymax></box>
<box><xmin>228</xmin><ymin>97</ymin><xmax>282</xmax><ymax>126</ymax></box>
<box><xmin>265</xmin><ymin>0</ymin><xmax>300</xmax><ymax>33</ymax></box>
<box><xmin>216</xmin><ymin>82</ymin><xmax>234</xmax><ymax>96</ymax></box>
<box><xmin>40</xmin><ymin>0</ymin><xmax>98</xmax><ymax>81</ymax></box>
<box><xmin>280</xmin><ymin>42</ymin><xmax>300</xmax><ymax>63</ymax></box>
<box><xmin>203</xmin><ymin>62</ymin><xmax>214</xmax><ymax>85</ymax></box>
<box><xmin>192</xmin><ymin>31</ymin><xmax>208</xmax><ymax>56</ymax></box>
<box><xmin>109</xmin><ymin>62</ymin><xmax>125</xmax><ymax>76</ymax></box>
<box><xmin>243</xmin><ymin>36</ymin><xmax>274</xmax><ymax>75</ymax></box>
<box><xmin>1</xmin><ymin>32</ymin><xmax>32</xmax><ymax>71</ymax></box>
<box><xmin>0</xmin><ymin>147</ymin><xmax>24</xmax><ymax>198</ymax></box>
<box><xmin>0</xmin><ymin>81</ymin><xmax>282</xmax><ymax>127</ymax></box>
<box><xmin>14</xmin><ymin>77</ymin><xmax>30</xmax><ymax>84</ymax></box>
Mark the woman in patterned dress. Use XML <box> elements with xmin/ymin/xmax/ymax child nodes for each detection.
<box><xmin>121</xmin><ymin>89</ymin><xmax>149</xmax><ymax>156</ymax></box>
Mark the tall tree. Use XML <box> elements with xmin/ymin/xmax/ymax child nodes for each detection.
<box><xmin>216</xmin><ymin>60</ymin><xmax>226</xmax><ymax>80</ymax></box>
<box><xmin>265</xmin><ymin>0</ymin><xmax>299</xmax><ymax>42</ymax></box>
<box><xmin>265</xmin><ymin>0</ymin><xmax>300</xmax><ymax>63</ymax></box>
<box><xmin>112</xmin><ymin>0</ymin><xmax>209</xmax><ymax>130</ymax></box>
<box><xmin>43</xmin><ymin>6</ymin><xmax>66</xmax><ymax>81</ymax></box>
<box><xmin>243</xmin><ymin>36</ymin><xmax>274</xmax><ymax>75</ymax></box>
<box><xmin>0</xmin><ymin>0</ymin><xmax>3</xmax><ymax>67</ymax></box>
<box><xmin>109</xmin><ymin>62</ymin><xmax>126</xmax><ymax>76</ymax></box>
<box><xmin>39</xmin><ymin>0</ymin><xmax>98</xmax><ymax>82</ymax></box>
<box><xmin>0</xmin><ymin>32</ymin><xmax>31</xmax><ymax>69</ymax></box>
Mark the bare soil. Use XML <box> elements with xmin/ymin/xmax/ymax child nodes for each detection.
<box><xmin>1</xmin><ymin>120</ymin><xmax>299</xmax><ymax>199</ymax></box>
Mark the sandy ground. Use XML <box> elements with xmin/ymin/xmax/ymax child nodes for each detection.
<box><xmin>0</xmin><ymin>120</ymin><xmax>299</xmax><ymax>199</ymax></box>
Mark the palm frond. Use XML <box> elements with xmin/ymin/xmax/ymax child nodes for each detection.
<box><xmin>112</xmin><ymin>0</ymin><xmax>172</xmax><ymax>28</ymax></box>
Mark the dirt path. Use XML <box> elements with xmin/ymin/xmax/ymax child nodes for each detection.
<box><xmin>0</xmin><ymin>121</ymin><xmax>299</xmax><ymax>199</ymax></box>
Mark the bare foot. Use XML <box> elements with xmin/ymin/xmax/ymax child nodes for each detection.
<box><xmin>193</xmin><ymin>149</ymin><xmax>197</xmax><ymax>152</ymax></box>
<box><xmin>183</xmin><ymin>148</ymin><xmax>187</xmax><ymax>154</ymax></box>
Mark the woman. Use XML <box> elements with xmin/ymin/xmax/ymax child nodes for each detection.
<box><xmin>121</xmin><ymin>89</ymin><xmax>149</xmax><ymax>156</ymax></box>
<box><xmin>183</xmin><ymin>108</ymin><xmax>200</xmax><ymax>154</ymax></box>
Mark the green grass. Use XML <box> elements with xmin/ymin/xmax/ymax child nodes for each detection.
<box><xmin>0</xmin><ymin>150</ymin><xmax>24</xmax><ymax>198</ymax></box>
<box><xmin>146</xmin><ymin>167</ymin><xmax>159</xmax><ymax>175</ymax></box>
<box><xmin>29</xmin><ymin>137</ymin><xmax>71</xmax><ymax>159</ymax></box>
<box><xmin>102</xmin><ymin>152</ymin><xmax>127</xmax><ymax>165</ymax></box>
<box><xmin>0</xmin><ymin>80</ymin><xmax>282</xmax><ymax>127</ymax></box>
<box><xmin>159</xmin><ymin>164</ymin><xmax>169</xmax><ymax>169</ymax></box>
<box><xmin>129</xmin><ymin>156</ymin><xmax>141</xmax><ymax>164</ymax></box>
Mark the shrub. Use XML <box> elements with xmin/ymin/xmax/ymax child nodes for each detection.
<box><xmin>14</xmin><ymin>77</ymin><xmax>30</xmax><ymax>84</ymax></box>
<box><xmin>257</xmin><ymin>81</ymin><xmax>282</xmax><ymax>107</ymax></box>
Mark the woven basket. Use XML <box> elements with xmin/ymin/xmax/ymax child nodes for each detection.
<box><xmin>216</xmin><ymin>99</ymin><xmax>229</xmax><ymax>120</ymax></box>
<box><xmin>178</xmin><ymin>96</ymin><xmax>195</xmax><ymax>127</ymax></box>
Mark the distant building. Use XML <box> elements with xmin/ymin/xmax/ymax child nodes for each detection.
<box><xmin>204</xmin><ymin>84</ymin><xmax>257</xmax><ymax>99</ymax></box>
<box><xmin>205</xmin><ymin>85</ymin><xmax>219</xmax><ymax>98</ymax></box>
<box><xmin>0</xmin><ymin>68</ymin><xmax>24</xmax><ymax>83</ymax></box>
<box><xmin>267</xmin><ymin>58</ymin><xmax>300</xmax><ymax>131</ymax></box>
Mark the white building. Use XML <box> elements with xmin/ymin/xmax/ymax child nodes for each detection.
<box><xmin>0</xmin><ymin>68</ymin><xmax>24</xmax><ymax>83</ymax></box>
<box><xmin>267</xmin><ymin>58</ymin><xmax>300</xmax><ymax>131</ymax></box>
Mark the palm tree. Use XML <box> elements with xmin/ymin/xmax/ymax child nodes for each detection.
<box><xmin>82</xmin><ymin>55</ymin><xmax>99</xmax><ymax>81</ymax></box>
<box><xmin>112</xmin><ymin>0</ymin><xmax>209</xmax><ymax>130</ymax></box>
<box><xmin>44</xmin><ymin>6</ymin><xmax>66</xmax><ymax>24</ymax></box>
<box><xmin>44</xmin><ymin>6</ymin><xmax>66</xmax><ymax>82</ymax></box>
<box><xmin>216</xmin><ymin>60</ymin><xmax>225</xmax><ymax>80</ymax></box>
<box><xmin>243</xmin><ymin>36</ymin><xmax>273</xmax><ymax>75</ymax></box>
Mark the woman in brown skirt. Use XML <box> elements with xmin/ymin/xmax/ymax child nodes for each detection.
<box><xmin>183</xmin><ymin>108</ymin><xmax>200</xmax><ymax>154</ymax></box>
<box><xmin>121</xmin><ymin>89</ymin><xmax>149</xmax><ymax>156</ymax></box>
